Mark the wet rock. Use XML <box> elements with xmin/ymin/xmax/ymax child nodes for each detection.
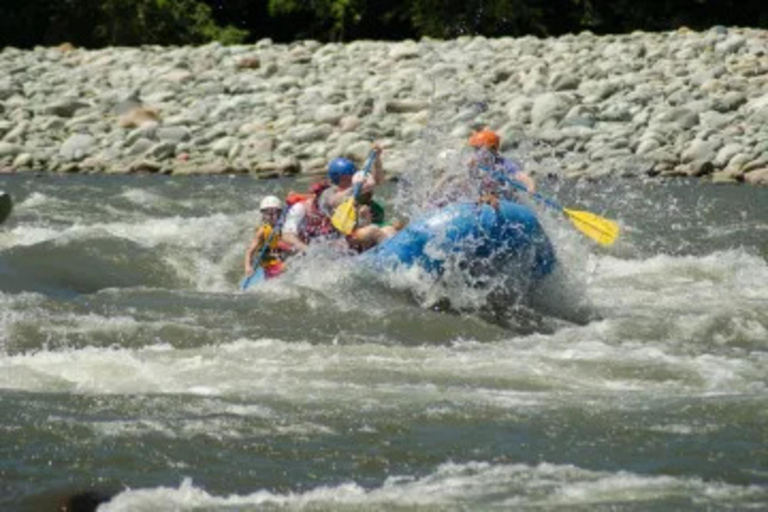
<box><xmin>118</xmin><ymin>107</ymin><xmax>160</xmax><ymax>129</ymax></box>
<box><xmin>44</xmin><ymin>98</ymin><xmax>89</xmax><ymax>118</ymax></box>
<box><xmin>59</xmin><ymin>133</ymin><xmax>95</xmax><ymax>161</ymax></box>
<box><xmin>743</xmin><ymin>167</ymin><xmax>768</xmax><ymax>185</ymax></box>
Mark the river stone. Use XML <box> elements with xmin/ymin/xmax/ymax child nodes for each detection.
<box><xmin>160</xmin><ymin>69</ymin><xmax>193</xmax><ymax>84</ymax></box>
<box><xmin>288</xmin><ymin>124</ymin><xmax>333</xmax><ymax>144</ymax></box>
<box><xmin>127</xmin><ymin>137</ymin><xmax>154</xmax><ymax>156</ymax></box>
<box><xmin>0</xmin><ymin>80</ymin><xmax>21</xmax><ymax>101</ymax></box>
<box><xmin>228</xmin><ymin>142</ymin><xmax>242</xmax><ymax>160</ymax></box>
<box><xmin>2</xmin><ymin>121</ymin><xmax>28</xmax><ymax>143</ymax></box>
<box><xmin>157</xmin><ymin>126</ymin><xmax>191</xmax><ymax>144</ymax></box>
<box><xmin>715</xmin><ymin>35</ymin><xmax>746</xmax><ymax>54</ymax></box>
<box><xmin>636</xmin><ymin>138</ymin><xmax>661</xmax><ymax>155</ymax></box>
<box><xmin>531</xmin><ymin>93</ymin><xmax>572</xmax><ymax>129</ymax></box>
<box><xmin>506</xmin><ymin>97</ymin><xmax>533</xmax><ymax>125</ymax></box>
<box><xmin>339</xmin><ymin>115</ymin><xmax>361</xmax><ymax>133</ymax></box>
<box><xmin>681</xmin><ymin>139</ymin><xmax>722</xmax><ymax>163</ymax></box>
<box><xmin>742</xmin><ymin>154</ymin><xmax>768</xmax><ymax>174</ymax></box>
<box><xmin>714</xmin><ymin>143</ymin><xmax>743</xmax><ymax>167</ymax></box>
<box><xmin>212</xmin><ymin>137</ymin><xmax>235</xmax><ymax>156</ymax></box>
<box><xmin>44</xmin><ymin>99</ymin><xmax>90</xmax><ymax>118</ymax></box>
<box><xmin>12</xmin><ymin>153</ymin><xmax>33</xmax><ymax>168</ymax></box>
<box><xmin>549</xmin><ymin>73</ymin><xmax>580</xmax><ymax>91</ymax></box>
<box><xmin>713</xmin><ymin>92</ymin><xmax>747</xmax><ymax>113</ymax></box>
<box><xmin>314</xmin><ymin>104</ymin><xmax>344</xmax><ymax>125</ymax></box>
<box><xmin>346</xmin><ymin>140</ymin><xmax>373</xmax><ymax>162</ymax></box>
<box><xmin>743</xmin><ymin>168</ymin><xmax>768</xmax><ymax>185</ymax></box>
<box><xmin>126</xmin><ymin>125</ymin><xmax>158</xmax><ymax>146</ymax></box>
<box><xmin>400</xmin><ymin>122</ymin><xmax>423</xmax><ymax>141</ymax></box>
<box><xmin>724</xmin><ymin>153</ymin><xmax>751</xmax><ymax>174</ymax></box>
<box><xmin>148</xmin><ymin>141</ymin><xmax>176</xmax><ymax>160</ymax></box>
<box><xmin>388</xmin><ymin>42</ymin><xmax>420</xmax><ymax>61</ymax></box>
<box><xmin>59</xmin><ymin>133</ymin><xmax>95</xmax><ymax>161</ymax></box>
<box><xmin>385</xmin><ymin>100</ymin><xmax>430</xmax><ymax>114</ymax></box>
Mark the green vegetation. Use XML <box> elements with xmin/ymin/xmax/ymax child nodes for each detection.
<box><xmin>1</xmin><ymin>0</ymin><xmax>766</xmax><ymax>48</ymax></box>
<box><xmin>0</xmin><ymin>0</ymin><xmax>247</xmax><ymax>48</ymax></box>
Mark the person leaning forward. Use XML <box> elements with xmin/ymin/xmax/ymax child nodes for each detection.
<box><xmin>468</xmin><ymin>128</ymin><xmax>535</xmax><ymax>199</ymax></box>
<box><xmin>318</xmin><ymin>144</ymin><xmax>398</xmax><ymax>251</ymax></box>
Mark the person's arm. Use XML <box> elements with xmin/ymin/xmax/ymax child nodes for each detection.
<box><xmin>324</xmin><ymin>187</ymin><xmax>354</xmax><ymax>210</ymax></box>
<box><xmin>281</xmin><ymin>203</ymin><xmax>310</xmax><ymax>252</ymax></box>
<box><xmin>370</xmin><ymin>142</ymin><xmax>384</xmax><ymax>185</ymax></box>
<box><xmin>515</xmin><ymin>172</ymin><xmax>536</xmax><ymax>193</ymax></box>
<box><xmin>244</xmin><ymin>227</ymin><xmax>266</xmax><ymax>275</ymax></box>
<box><xmin>502</xmin><ymin>157</ymin><xmax>536</xmax><ymax>193</ymax></box>
<box><xmin>282</xmin><ymin>231</ymin><xmax>309</xmax><ymax>252</ymax></box>
<box><xmin>434</xmin><ymin>171</ymin><xmax>454</xmax><ymax>192</ymax></box>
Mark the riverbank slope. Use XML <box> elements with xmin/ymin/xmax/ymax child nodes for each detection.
<box><xmin>1</xmin><ymin>27</ymin><xmax>767</xmax><ymax>184</ymax></box>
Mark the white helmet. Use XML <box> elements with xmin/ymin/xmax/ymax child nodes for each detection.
<box><xmin>259</xmin><ymin>195</ymin><xmax>282</xmax><ymax>211</ymax></box>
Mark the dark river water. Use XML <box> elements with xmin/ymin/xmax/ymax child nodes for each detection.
<box><xmin>0</xmin><ymin>173</ymin><xmax>766</xmax><ymax>511</ymax></box>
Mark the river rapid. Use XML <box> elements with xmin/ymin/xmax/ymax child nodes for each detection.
<box><xmin>0</xmin><ymin>173</ymin><xmax>767</xmax><ymax>511</ymax></box>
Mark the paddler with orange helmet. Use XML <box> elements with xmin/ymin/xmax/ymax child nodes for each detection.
<box><xmin>467</xmin><ymin>128</ymin><xmax>536</xmax><ymax>202</ymax></box>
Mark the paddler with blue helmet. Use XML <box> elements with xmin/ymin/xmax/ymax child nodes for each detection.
<box><xmin>318</xmin><ymin>143</ymin><xmax>399</xmax><ymax>251</ymax></box>
<box><xmin>281</xmin><ymin>155</ymin><xmax>368</xmax><ymax>253</ymax></box>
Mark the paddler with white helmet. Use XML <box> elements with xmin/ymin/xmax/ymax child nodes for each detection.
<box><xmin>243</xmin><ymin>195</ymin><xmax>292</xmax><ymax>281</ymax></box>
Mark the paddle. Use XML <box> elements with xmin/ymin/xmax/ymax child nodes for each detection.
<box><xmin>240</xmin><ymin>207</ymin><xmax>289</xmax><ymax>290</ymax></box>
<box><xmin>331</xmin><ymin>150</ymin><xmax>377</xmax><ymax>235</ymax></box>
<box><xmin>481</xmin><ymin>167</ymin><xmax>620</xmax><ymax>246</ymax></box>
<box><xmin>0</xmin><ymin>191</ymin><xmax>12</xmax><ymax>225</ymax></box>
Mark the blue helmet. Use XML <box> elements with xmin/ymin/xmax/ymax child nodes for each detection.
<box><xmin>327</xmin><ymin>157</ymin><xmax>356</xmax><ymax>185</ymax></box>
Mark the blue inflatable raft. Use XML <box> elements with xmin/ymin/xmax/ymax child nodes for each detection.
<box><xmin>363</xmin><ymin>199</ymin><xmax>556</xmax><ymax>280</ymax></box>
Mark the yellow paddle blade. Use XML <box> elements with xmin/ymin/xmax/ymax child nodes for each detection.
<box><xmin>331</xmin><ymin>198</ymin><xmax>357</xmax><ymax>235</ymax></box>
<box><xmin>563</xmin><ymin>208</ymin><xmax>620</xmax><ymax>246</ymax></box>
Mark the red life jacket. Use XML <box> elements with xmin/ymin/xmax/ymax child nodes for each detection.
<box><xmin>284</xmin><ymin>183</ymin><xmax>335</xmax><ymax>243</ymax></box>
<box><xmin>303</xmin><ymin>199</ymin><xmax>335</xmax><ymax>240</ymax></box>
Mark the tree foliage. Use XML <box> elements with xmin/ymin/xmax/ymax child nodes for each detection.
<box><xmin>1</xmin><ymin>0</ymin><xmax>766</xmax><ymax>49</ymax></box>
<box><xmin>267</xmin><ymin>0</ymin><xmax>369</xmax><ymax>41</ymax></box>
<box><xmin>0</xmin><ymin>0</ymin><xmax>247</xmax><ymax>48</ymax></box>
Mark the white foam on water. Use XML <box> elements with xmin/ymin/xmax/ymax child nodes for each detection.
<box><xmin>99</xmin><ymin>460</ymin><xmax>768</xmax><ymax>511</ymax></box>
<box><xmin>119</xmin><ymin>188</ymin><xmax>191</xmax><ymax>210</ymax></box>
<box><xmin>647</xmin><ymin>422</ymin><xmax>721</xmax><ymax>435</ymax></box>
<box><xmin>2</xmin><ymin>206</ymin><xmax>256</xmax><ymax>291</ymax></box>
<box><xmin>1</xmin><ymin>243</ymin><xmax>766</xmax><ymax>403</ymax></box>
<box><xmin>16</xmin><ymin>191</ymin><xmax>54</xmax><ymax>209</ymax></box>
<box><xmin>2</xmin><ymin>322</ymin><xmax>765</xmax><ymax>416</ymax></box>
<box><xmin>0</xmin><ymin>298</ymin><xmax>211</xmax><ymax>353</ymax></box>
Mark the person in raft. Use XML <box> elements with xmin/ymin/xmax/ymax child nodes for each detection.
<box><xmin>283</xmin><ymin>144</ymin><xmax>398</xmax><ymax>253</ymax></box>
<box><xmin>466</xmin><ymin>128</ymin><xmax>536</xmax><ymax>204</ymax></box>
<box><xmin>280</xmin><ymin>180</ymin><xmax>337</xmax><ymax>253</ymax></box>
<box><xmin>243</xmin><ymin>195</ymin><xmax>292</xmax><ymax>279</ymax></box>
<box><xmin>321</xmin><ymin>145</ymin><xmax>400</xmax><ymax>251</ymax></box>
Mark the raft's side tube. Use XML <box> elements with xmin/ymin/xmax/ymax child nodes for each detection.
<box><xmin>364</xmin><ymin>200</ymin><xmax>556</xmax><ymax>279</ymax></box>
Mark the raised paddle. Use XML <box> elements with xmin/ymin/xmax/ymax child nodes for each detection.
<box><xmin>0</xmin><ymin>191</ymin><xmax>12</xmax><ymax>225</ymax></box>
<box><xmin>481</xmin><ymin>167</ymin><xmax>620</xmax><ymax>246</ymax></box>
<box><xmin>240</xmin><ymin>207</ymin><xmax>289</xmax><ymax>290</ymax></box>
<box><xmin>331</xmin><ymin>150</ymin><xmax>377</xmax><ymax>235</ymax></box>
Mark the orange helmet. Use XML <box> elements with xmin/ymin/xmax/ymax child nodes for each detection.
<box><xmin>468</xmin><ymin>129</ymin><xmax>500</xmax><ymax>150</ymax></box>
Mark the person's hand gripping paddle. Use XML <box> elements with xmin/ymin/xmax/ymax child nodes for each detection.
<box><xmin>331</xmin><ymin>150</ymin><xmax>377</xmax><ymax>235</ymax></box>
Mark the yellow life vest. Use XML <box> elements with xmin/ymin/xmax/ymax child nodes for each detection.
<box><xmin>258</xmin><ymin>224</ymin><xmax>282</xmax><ymax>267</ymax></box>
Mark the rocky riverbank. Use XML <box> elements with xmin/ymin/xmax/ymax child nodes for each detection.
<box><xmin>1</xmin><ymin>27</ymin><xmax>767</xmax><ymax>184</ymax></box>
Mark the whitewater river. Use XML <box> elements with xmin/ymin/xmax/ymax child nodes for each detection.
<box><xmin>0</xmin><ymin>173</ymin><xmax>766</xmax><ymax>511</ymax></box>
